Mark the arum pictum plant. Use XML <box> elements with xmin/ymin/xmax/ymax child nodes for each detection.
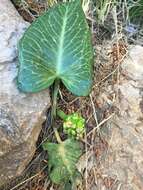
<box><xmin>17</xmin><ymin>0</ymin><xmax>93</xmax><ymax>189</ymax></box>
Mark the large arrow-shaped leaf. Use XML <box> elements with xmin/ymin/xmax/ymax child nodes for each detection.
<box><xmin>18</xmin><ymin>0</ymin><xmax>93</xmax><ymax>96</ymax></box>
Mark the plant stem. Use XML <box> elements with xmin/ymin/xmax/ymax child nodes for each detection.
<box><xmin>57</xmin><ymin>109</ymin><xmax>68</xmax><ymax>120</ymax></box>
<box><xmin>54</xmin><ymin>128</ymin><xmax>62</xmax><ymax>144</ymax></box>
<box><xmin>51</xmin><ymin>79</ymin><xmax>62</xmax><ymax>143</ymax></box>
<box><xmin>51</xmin><ymin>79</ymin><xmax>60</xmax><ymax>123</ymax></box>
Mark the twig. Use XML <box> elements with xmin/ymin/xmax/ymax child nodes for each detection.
<box><xmin>90</xmin><ymin>94</ymin><xmax>98</xmax><ymax>126</ymax></box>
<box><xmin>10</xmin><ymin>167</ymin><xmax>46</xmax><ymax>190</ymax></box>
<box><xmin>87</xmin><ymin>113</ymin><xmax>115</xmax><ymax>137</ymax></box>
<box><xmin>84</xmin><ymin>131</ymin><xmax>88</xmax><ymax>190</ymax></box>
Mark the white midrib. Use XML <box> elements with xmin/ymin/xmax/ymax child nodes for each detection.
<box><xmin>56</xmin><ymin>8</ymin><xmax>68</xmax><ymax>75</ymax></box>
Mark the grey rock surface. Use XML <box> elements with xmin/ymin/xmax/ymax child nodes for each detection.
<box><xmin>99</xmin><ymin>45</ymin><xmax>143</xmax><ymax>189</ymax></box>
<box><xmin>0</xmin><ymin>0</ymin><xmax>50</xmax><ymax>186</ymax></box>
<box><xmin>81</xmin><ymin>45</ymin><xmax>143</xmax><ymax>190</ymax></box>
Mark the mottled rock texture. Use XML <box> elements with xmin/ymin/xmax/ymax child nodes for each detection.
<box><xmin>99</xmin><ymin>45</ymin><xmax>143</xmax><ymax>190</ymax></box>
<box><xmin>0</xmin><ymin>0</ymin><xmax>50</xmax><ymax>186</ymax></box>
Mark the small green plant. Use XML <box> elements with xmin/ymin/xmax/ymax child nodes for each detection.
<box><xmin>58</xmin><ymin>110</ymin><xmax>85</xmax><ymax>139</ymax></box>
<box><xmin>63</xmin><ymin>113</ymin><xmax>85</xmax><ymax>139</ymax></box>
<box><xmin>17</xmin><ymin>0</ymin><xmax>93</xmax><ymax>189</ymax></box>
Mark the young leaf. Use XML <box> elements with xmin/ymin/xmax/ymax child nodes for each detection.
<box><xmin>63</xmin><ymin>112</ymin><xmax>85</xmax><ymax>139</ymax></box>
<box><xmin>18</xmin><ymin>0</ymin><xmax>93</xmax><ymax>96</ymax></box>
<box><xmin>42</xmin><ymin>139</ymin><xmax>82</xmax><ymax>184</ymax></box>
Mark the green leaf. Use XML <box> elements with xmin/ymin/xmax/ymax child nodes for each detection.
<box><xmin>18</xmin><ymin>0</ymin><xmax>93</xmax><ymax>96</ymax></box>
<box><xmin>43</xmin><ymin>139</ymin><xmax>82</xmax><ymax>184</ymax></box>
<box><xmin>63</xmin><ymin>112</ymin><xmax>85</xmax><ymax>139</ymax></box>
<box><xmin>129</xmin><ymin>0</ymin><xmax>143</xmax><ymax>23</ymax></box>
<box><xmin>63</xmin><ymin>182</ymin><xmax>72</xmax><ymax>190</ymax></box>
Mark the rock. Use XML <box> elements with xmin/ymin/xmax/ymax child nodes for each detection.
<box><xmin>99</xmin><ymin>46</ymin><xmax>143</xmax><ymax>189</ymax></box>
<box><xmin>0</xmin><ymin>0</ymin><xmax>50</xmax><ymax>186</ymax></box>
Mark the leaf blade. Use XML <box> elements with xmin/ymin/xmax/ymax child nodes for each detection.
<box><xmin>18</xmin><ymin>1</ymin><xmax>93</xmax><ymax>95</ymax></box>
<box><xmin>43</xmin><ymin>139</ymin><xmax>82</xmax><ymax>184</ymax></box>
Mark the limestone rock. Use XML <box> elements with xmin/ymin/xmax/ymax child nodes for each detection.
<box><xmin>0</xmin><ymin>0</ymin><xmax>50</xmax><ymax>186</ymax></box>
<box><xmin>99</xmin><ymin>46</ymin><xmax>143</xmax><ymax>190</ymax></box>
